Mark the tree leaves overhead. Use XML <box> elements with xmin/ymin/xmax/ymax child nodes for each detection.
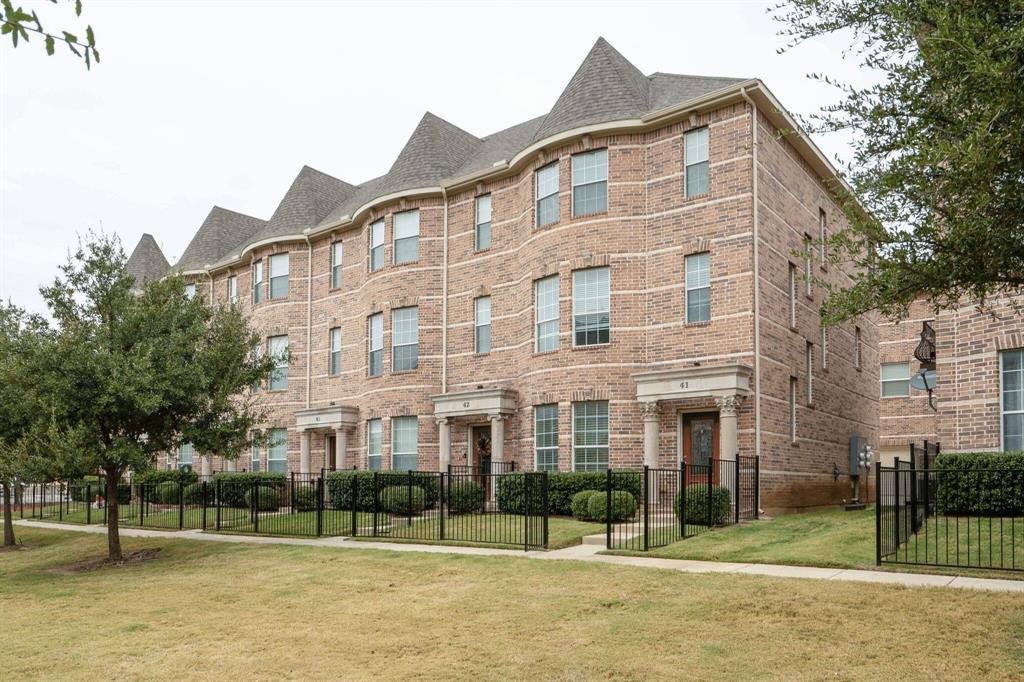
<box><xmin>774</xmin><ymin>0</ymin><xmax>1024</xmax><ymax>323</ymax></box>
<box><xmin>1</xmin><ymin>0</ymin><xmax>99</xmax><ymax>68</ymax></box>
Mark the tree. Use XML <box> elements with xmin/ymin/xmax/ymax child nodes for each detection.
<box><xmin>36</xmin><ymin>233</ymin><xmax>275</xmax><ymax>561</ymax></box>
<box><xmin>774</xmin><ymin>1</ymin><xmax>1024</xmax><ymax>323</ymax></box>
<box><xmin>1</xmin><ymin>0</ymin><xmax>99</xmax><ymax>68</ymax></box>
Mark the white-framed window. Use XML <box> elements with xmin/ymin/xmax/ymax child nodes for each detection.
<box><xmin>268</xmin><ymin>335</ymin><xmax>288</xmax><ymax>391</ymax></box>
<box><xmin>1001</xmin><ymin>349</ymin><xmax>1023</xmax><ymax>451</ymax></box>
<box><xmin>368</xmin><ymin>313</ymin><xmax>383</xmax><ymax>377</ymax></box>
<box><xmin>329</xmin><ymin>327</ymin><xmax>342</xmax><ymax>375</ymax></box>
<box><xmin>572</xmin><ymin>401</ymin><xmax>609</xmax><ymax>471</ymax></box>
<box><xmin>803</xmin><ymin>233</ymin><xmax>813</xmax><ymax>297</ymax></box>
<box><xmin>252</xmin><ymin>259</ymin><xmax>263</xmax><ymax>304</ymax></box>
<box><xmin>819</xmin><ymin>208</ymin><xmax>827</xmax><ymax>263</ymax></box>
<box><xmin>535</xmin><ymin>162</ymin><xmax>560</xmax><ymax>228</ymax></box>
<box><xmin>573</xmin><ymin>267</ymin><xmax>610</xmax><ymax>347</ymax></box>
<box><xmin>391</xmin><ymin>416</ymin><xmax>418</xmax><ymax>471</ymax></box>
<box><xmin>806</xmin><ymin>341</ymin><xmax>814</xmax><ymax>404</ymax></box>
<box><xmin>250</xmin><ymin>430</ymin><xmax>261</xmax><ymax>472</ymax></box>
<box><xmin>184</xmin><ymin>283</ymin><xmax>196</xmax><ymax>299</ymax></box>
<box><xmin>367</xmin><ymin>419</ymin><xmax>382</xmax><ymax>470</ymax></box>
<box><xmin>331</xmin><ymin>241</ymin><xmax>343</xmax><ymax>289</ymax></box>
<box><xmin>821</xmin><ymin>327</ymin><xmax>828</xmax><ymax>370</ymax></box>
<box><xmin>474</xmin><ymin>296</ymin><xmax>491</xmax><ymax>354</ymax></box>
<box><xmin>475</xmin><ymin>195</ymin><xmax>492</xmax><ymax>251</ymax></box>
<box><xmin>369</xmin><ymin>220</ymin><xmax>384</xmax><ymax>272</ymax></box>
<box><xmin>393</xmin><ymin>209</ymin><xmax>419</xmax><ymax>264</ymax></box>
<box><xmin>227</xmin><ymin>275</ymin><xmax>237</xmax><ymax>305</ymax></box>
<box><xmin>269</xmin><ymin>253</ymin><xmax>289</xmax><ymax>299</ymax></box>
<box><xmin>854</xmin><ymin>326</ymin><xmax>862</xmax><ymax>369</ymax></box>
<box><xmin>684</xmin><ymin>127</ymin><xmax>709</xmax><ymax>197</ymax></box>
<box><xmin>880</xmin><ymin>362</ymin><xmax>911</xmax><ymax>398</ymax></box>
<box><xmin>788</xmin><ymin>263</ymin><xmax>798</xmax><ymax>329</ymax></box>
<box><xmin>535</xmin><ymin>275</ymin><xmax>560</xmax><ymax>353</ymax></box>
<box><xmin>534</xmin><ymin>404</ymin><xmax>559</xmax><ymax>471</ymax></box>
<box><xmin>685</xmin><ymin>252</ymin><xmax>711</xmax><ymax>323</ymax></box>
<box><xmin>571</xmin><ymin>148</ymin><xmax>608</xmax><ymax>217</ymax></box>
<box><xmin>789</xmin><ymin>376</ymin><xmax>797</xmax><ymax>442</ymax></box>
<box><xmin>267</xmin><ymin>428</ymin><xmax>287</xmax><ymax>473</ymax></box>
<box><xmin>391</xmin><ymin>306</ymin><xmax>418</xmax><ymax>372</ymax></box>
<box><xmin>177</xmin><ymin>442</ymin><xmax>193</xmax><ymax>470</ymax></box>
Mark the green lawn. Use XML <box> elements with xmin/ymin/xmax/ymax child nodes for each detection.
<box><xmin>216</xmin><ymin>510</ymin><xmax>376</xmax><ymax>536</ymax></box>
<box><xmin>2</xmin><ymin>527</ymin><xmax>1022</xmax><ymax>681</ymax></box>
<box><xmin>373</xmin><ymin>513</ymin><xmax>605</xmax><ymax>549</ymax></box>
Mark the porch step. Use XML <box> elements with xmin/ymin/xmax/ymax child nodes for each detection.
<box><xmin>582</xmin><ymin>533</ymin><xmax>608</xmax><ymax>545</ymax></box>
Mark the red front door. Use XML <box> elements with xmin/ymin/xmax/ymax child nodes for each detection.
<box><xmin>682</xmin><ymin>412</ymin><xmax>719</xmax><ymax>484</ymax></box>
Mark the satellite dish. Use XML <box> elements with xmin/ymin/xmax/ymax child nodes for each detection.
<box><xmin>910</xmin><ymin>369</ymin><xmax>936</xmax><ymax>391</ymax></box>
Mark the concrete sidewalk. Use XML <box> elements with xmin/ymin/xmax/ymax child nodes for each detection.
<box><xmin>16</xmin><ymin>519</ymin><xmax>1024</xmax><ymax>593</ymax></box>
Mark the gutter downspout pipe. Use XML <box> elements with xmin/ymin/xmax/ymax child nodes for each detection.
<box><xmin>740</xmin><ymin>87</ymin><xmax>762</xmax><ymax>513</ymax></box>
<box><xmin>441</xmin><ymin>187</ymin><xmax>449</xmax><ymax>394</ymax></box>
<box><xmin>305</xmin><ymin>236</ymin><xmax>313</xmax><ymax>410</ymax></box>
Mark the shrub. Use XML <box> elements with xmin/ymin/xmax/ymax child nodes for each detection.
<box><xmin>212</xmin><ymin>472</ymin><xmax>287</xmax><ymax>508</ymax></box>
<box><xmin>153</xmin><ymin>481</ymin><xmax>181</xmax><ymax>505</ymax></box>
<box><xmin>447</xmin><ymin>481</ymin><xmax>484</xmax><ymax>515</ymax></box>
<box><xmin>68</xmin><ymin>476</ymin><xmax>131</xmax><ymax>504</ymax></box>
<box><xmin>182</xmin><ymin>482</ymin><xmax>208</xmax><ymax>505</ymax></box>
<box><xmin>245</xmin><ymin>486</ymin><xmax>281</xmax><ymax>511</ymax></box>
<box><xmin>497</xmin><ymin>471</ymin><xmax>641</xmax><ymax>516</ymax></box>
<box><xmin>134</xmin><ymin>469</ymin><xmax>198</xmax><ymax>486</ymax></box>
<box><xmin>570</xmin><ymin>490</ymin><xmax>601</xmax><ymax>520</ymax></box>
<box><xmin>325</xmin><ymin>470</ymin><xmax>439</xmax><ymax>511</ymax></box>
<box><xmin>587</xmin><ymin>490</ymin><xmax>636</xmax><ymax>523</ymax></box>
<box><xmin>674</xmin><ymin>484</ymin><xmax>732</xmax><ymax>526</ymax></box>
<box><xmin>380</xmin><ymin>485</ymin><xmax>426</xmax><ymax>516</ymax></box>
<box><xmin>933</xmin><ymin>452</ymin><xmax>1024</xmax><ymax>516</ymax></box>
<box><xmin>291</xmin><ymin>486</ymin><xmax>318</xmax><ymax>512</ymax></box>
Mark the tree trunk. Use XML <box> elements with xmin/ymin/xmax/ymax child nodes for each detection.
<box><xmin>105</xmin><ymin>469</ymin><xmax>122</xmax><ymax>561</ymax></box>
<box><xmin>2</xmin><ymin>481</ymin><xmax>15</xmax><ymax>547</ymax></box>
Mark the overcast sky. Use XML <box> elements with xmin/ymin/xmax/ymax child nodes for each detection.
<box><xmin>1</xmin><ymin>0</ymin><xmax>871</xmax><ymax>316</ymax></box>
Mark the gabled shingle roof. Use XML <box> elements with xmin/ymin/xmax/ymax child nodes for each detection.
<box><xmin>253</xmin><ymin>166</ymin><xmax>357</xmax><ymax>242</ymax></box>
<box><xmin>175</xmin><ymin>207</ymin><xmax>267</xmax><ymax>271</ymax></box>
<box><xmin>124</xmin><ymin>233</ymin><xmax>169</xmax><ymax>290</ymax></box>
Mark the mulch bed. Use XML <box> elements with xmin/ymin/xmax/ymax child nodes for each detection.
<box><xmin>45</xmin><ymin>548</ymin><xmax>162</xmax><ymax>574</ymax></box>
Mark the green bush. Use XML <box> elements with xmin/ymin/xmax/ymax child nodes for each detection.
<box><xmin>587</xmin><ymin>490</ymin><xmax>636</xmax><ymax>523</ymax></box>
<box><xmin>447</xmin><ymin>481</ymin><xmax>484</xmax><ymax>515</ymax></box>
<box><xmin>134</xmin><ymin>469</ymin><xmax>198</xmax><ymax>486</ymax></box>
<box><xmin>380</xmin><ymin>485</ymin><xmax>426</xmax><ymax>516</ymax></box>
<box><xmin>212</xmin><ymin>472</ymin><xmax>287</xmax><ymax>508</ymax></box>
<box><xmin>153</xmin><ymin>481</ymin><xmax>181</xmax><ymax>505</ymax></box>
<box><xmin>674</xmin><ymin>484</ymin><xmax>732</xmax><ymax>526</ymax></box>
<box><xmin>933</xmin><ymin>452</ymin><xmax>1024</xmax><ymax>516</ymax></box>
<box><xmin>325</xmin><ymin>471</ymin><xmax>439</xmax><ymax>511</ymax></box>
<box><xmin>291</xmin><ymin>486</ymin><xmax>318</xmax><ymax>512</ymax></box>
<box><xmin>245</xmin><ymin>486</ymin><xmax>281</xmax><ymax>511</ymax></box>
<box><xmin>68</xmin><ymin>476</ymin><xmax>131</xmax><ymax>504</ymax></box>
<box><xmin>182</xmin><ymin>482</ymin><xmax>208</xmax><ymax>505</ymax></box>
<box><xmin>570</xmin><ymin>490</ymin><xmax>601</xmax><ymax>520</ymax></box>
<box><xmin>497</xmin><ymin>471</ymin><xmax>641</xmax><ymax>515</ymax></box>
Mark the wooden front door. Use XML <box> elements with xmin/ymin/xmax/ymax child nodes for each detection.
<box><xmin>682</xmin><ymin>412</ymin><xmax>719</xmax><ymax>483</ymax></box>
<box><xmin>325</xmin><ymin>435</ymin><xmax>336</xmax><ymax>471</ymax></box>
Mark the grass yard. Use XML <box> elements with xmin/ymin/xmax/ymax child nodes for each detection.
<box><xmin>372</xmin><ymin>513</ymin><xmax>604</xmax><ymax>549</ymax></box>
<box><xmin>1</xmin><ymin>527</ymin><xmax>1022</xmax><ymax>681</ymax></box>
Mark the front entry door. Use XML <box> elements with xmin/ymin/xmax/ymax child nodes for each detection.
<box><xmin>682</xmin><ymin>412</ymin><xmax>719</xmax><ymax>483</ymax></box>
<box><xmin>470</xmin><ymin>425</ymin><xmax>492</xmax><ymax>498</ymax></box>
<box><xmin>325</xmin><ymin>435</ymin><xmax>336</xmax><ymax>471</ymax></box>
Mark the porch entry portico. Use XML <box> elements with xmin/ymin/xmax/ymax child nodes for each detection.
<box><xmin>431</xmin><ymin>388</ymin><xmax>517</xmax><ymax>473</ymax></box>
<box><xmin>294</xmin><ymin>405</ymin><xmax>359</xmax><ymax>474</ymax></box>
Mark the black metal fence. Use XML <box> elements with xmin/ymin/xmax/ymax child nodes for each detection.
<box><xmin>607</xmin><ymin>457</ymin><xmax>760</xmax><ymax>551</ymax></box>
<box><xmin>877</xmin><ymin>460</ymin><xmax>1024</xmax><ymax>572</ymax></box>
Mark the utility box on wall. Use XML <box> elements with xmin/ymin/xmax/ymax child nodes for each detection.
<box><xmin>849</xmin><ymin>435</ymin><xmax>868</xmax><ymax>476</ymax></box>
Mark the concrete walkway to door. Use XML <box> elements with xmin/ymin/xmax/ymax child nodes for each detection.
<box><xmin>16</xmin><ymin>519</ymin><xmax>1024</xmax><ymax>593</ymax></box>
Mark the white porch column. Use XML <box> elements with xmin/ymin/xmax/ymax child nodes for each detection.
<box><xmin>437</xmin><ymin>417</ymin><xmax>451</xmax><ymax>472</ymax></box>
<box><xmin>225</xmin><ymin>458</ymin><xmax>236</xmax><ymax>472</ymax></box>
<box><xmin>714</xmin><ymin>395</ymin><xmax>742</xmax><ymax>463</ymax></box>
<box><xmin>489</xmin><ymin>413</ymin><xmax>505</xmax><ymax>466</ymax></box>
<box><xmin>335</xmin><ymin>427</ymin><xmax>348</xmax><ymax>470</ymax></box>
<box><xmin>640</xmin><ymin>401</ymin><xmax>660</xmax><ymax>469</ymax></box>
<box><xmin>200</xmin><ymin>455</ymin><xmax>211</xmax><ymax>477</ymax></box>
<box><xmin>299</xmin><ymin>429</ymin><xmax>311</xmax><ymax>475</ymax></box>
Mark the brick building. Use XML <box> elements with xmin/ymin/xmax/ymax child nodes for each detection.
<box><xmin>126</xmin><ymin>38</ymin><xmax>879</xmax><ymax>512</ymax></box>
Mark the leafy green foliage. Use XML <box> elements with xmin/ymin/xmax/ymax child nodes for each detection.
<box><xmin>134</xmin><ymin>469</ymin><xmax>198</xmax><ymax>486</ymax></box>
<box><xmin>446</xmin><ymin>481</ymin><xmax>484</xmax><ymax>515</ymax></box>
<box><xmin>774</xmin><ymin>1</ymin><xmax>1024</xmax><ymax>322</ymax></box>
<box><xmin>244</xmin><ymin>486</ymin><xmax>281</xmax><ymax>512</ymax></box>
<box><xmin>497</xmin><ymin>471</ymin><xmax>641</xmax><ymax>516</ymax></box>
<box><xmin>587</xmin><ymin>490</ymin><xmax>636</xmax><ymax>523</ymax></box>
<box><xmin>570</xmin><ymin>490</ymin><xmax>601</xmax><ymax>521</ymax></box>
<box><xmin>212</xmin><ymin>472</ymin><xmax>287</xmax><ymax>509</ymax></box>
<box><xmin>290</xmin><ymin>486</ymin><xmax>318</xmax><ymax>512</ymax></box>
<box><xmin>933</xmin><ymin>452</ymin><xmax>1024</xmax><ymax>516</ymax></box>
<box><xmin>153</xmin><ymin>481</ymin><xmax>180</xmax><ymax>505</ymax></box>
<box><xmin>68</xmin><ymin>477</ymin><xmax>131</xmax><ymax>505</ymax></box>
<box><xmin>674</xmin><ymin>484</ymin><xmax>732</xmax><ymax>526</ymax></box>
<box><xmin>1</xmin><ymin>0</ymin><xmax>100</xmax><ymax>68</ymax></box>
<box><xmin>380</xmin><ymin>485</ymin><xmax>426</xmax><ymax>516</ymax></box>
<box><xmin>324</xmin><ymin>470</ymin><xmax>439</xmax><ymax>511</ymax></box>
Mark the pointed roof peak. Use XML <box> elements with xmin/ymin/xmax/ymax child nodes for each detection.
<box><xmin>385</xmin><ymin>111</ymin><xmax>480</xmax><ymax>188</ymax></box>
<box><xmin>125</xmin><ymin>233</ymin><xmax>170</xmax><ymax>290</ymax></box>
<box><xmin>175</xmin><ymin>206</ymin><xmax>267</xmax><ymax>271</ymax></box>
<box><xmin>255</xmin><ymin>166</ymin><xmax>357</xmax><ymax>241</ymax></box>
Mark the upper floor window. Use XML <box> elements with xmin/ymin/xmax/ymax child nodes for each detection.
<box><xmin>880</xmin><ymin>362</ymin><xmax>910</xmax><ymax>397</ymax></box>
<box><xmin>368</xmin><ymin>313</ymin><xmax>383</xmax><ymax>377</ymax></box>
<box><xmin>177</xmin><ymin>442</ymin><xmax>193</xmax><ymax>470</ymax></box>
<box><xmin>535</xmin><ymin>275</ymin><xmax>560</xmax><ymax>353</ymax></box>
<box><xmin>393</xmin><ymin>210</ymin><xmax>419</xmax><ymax>264</ymax></box>
<box><xmin>819</xmin><ymin>209</ymin><xmax>827</xmax><ymax>263</ymax></box>
<box><xmin>252</xmin><ymin>260</ymin><xmax>263</xmax><ymax>304</ymax></box>
<box><xmin>251</xmin><ymin>342</ymin><xmax>262</xmax><ymax>393</ymax></box>
<box><xmin>475</xmin><ymin>195</ymin><xmax>492</xmax><ymax>251</ymax></box>
<box><xmin>572</xmin><ymin>267</ymin><xmax>610</xmax><ymax>347</ymax></box>
<box><xmin>789</xmin><ymin>377</ymin><xmax>797</xmax><ymax>442</ymax></box>
<box><xmin>269</xmin><ymin>253</ymin><xmax>289</xmax><ymax>299</ymax></box>
<box><xmin>329</xmin><ymin>327</ymin><xmax>342</xmax><ymax>376</ymax></box>
<box><xmin>803</xmin><ymin>234</ymin><xmax>813</xmax><ymax>297</ymax></box>
<box><xmin>475</xmin><ymin>296</ymin><xmax>491</xmax><ymax>354</ymax></box>
<box><xmin>392</xmin><ymin>306</ymin><xmax>419</xmax><ymax>372</ymax></box>
<box><xmin>572</xmin><ymin>148</ymin><xmax>608</xmax><ymax>217</ymax></box>
<box><xmin>367</xmin><ymin>419</ymin><xmax>382</xmax><ymax>471</ymax></box>
<box><xmin>184</xmin><ymin>283</ymin><xmax>196</xmax><ymax>299</ymax></box>
<box><xmin>268</xmin><ymin>335</ymin><xmax>289</xmax><ymax>391</ymax></box>
<box><xmin>685</xmin><ymin>252</ymin><xmax>710</xmax><ymax>323</ymax></box>
<box><xmin>572</xmin><ymin>400</ymin><xmax>608</xmax><ymax>471</ymax></box>
<box><xmin>1001</xmin><ymin>350</ymin><xmax>1023</xmax><ymax>451</ymax></box>
<box><xmin>535</xmin><ymin>162</ymin><xmax>560</xmax><ymax>228</ymax></box>
<box><xmin>331</xmin><ymin>241</ymin><xmax>343</xmax><ymax>289</ymax></box>
<box><xmin>788</xmin><ymin>263</ymin><xmax>797</xmax><ymax>329</ymax></box>
<box><xmin>821</xmin><ymin>327</ymin><xmax>828</xmax><ymax>370</ymax></box>
<box><xmin>267</xmin><ymin>428</ymin><xmax>287</xmax><ymax>473</ymax></box>
<box><xmin>369</xmin><ymin>220</ymin><xmax>384</xmax><ymax>272</ymax></box>
<box><xmin>250</xmin><ymin>430</ymin><xmax>261</xmax><ymax>472</ymax></box>
<box><xmin>534</xmin><ymin>404</ymin><xmax>559</xmax><ymax>471</ymax></box>
<box><xmin>854</xmin><ymin>326</ymin><xmax>863</xmax><ymax>369</ymax></box>
<box><xmin>391</xmin><ymin>416</ymin><xmax>418</xmax><ymax>471</ymax></box>
<box><xmin>806</xmin><ymin>341</ymin><xmax>814</xmax><ymax>404</ymax></box>
<box><xmin>684</xmin><ymin>127</ymin><xmax>709</xmax><ymax>197</ymax></box>
<box><xmin>227</xmin><ymin>275</ymin><xmax>237</xmax><ymax>305</ymax></box>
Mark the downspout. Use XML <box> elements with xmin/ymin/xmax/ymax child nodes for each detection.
<box><xmin>740</xmin><ymin>87</ymin><xmax>762</xmax><ymax>510</ymax></box>
<box><xmin>441</xmin><ymin>187</ymin><xmax>449</xmax><ymax>394</ymax></box>
<box><xmin>304</xmin><ymin>236</ymin><xmax>313</xmax><ymax>409</ymax></box>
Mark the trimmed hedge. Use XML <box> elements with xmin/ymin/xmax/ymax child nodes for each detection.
<box><xmin>934</xmin><ymin>452</ymin><xmax>1024</xmax><ymax>516</ymax></box>
<box><xmin>587</xmin><ymin>490</ymin><xmax>636</xmax><ymax>523</ymax></box>
<box><xmin>245</xmin><ymin>486</ymin><xmax>281</xmax><ymax>511</ymax></box>
<box><xmin>134</xmin><ymin>469</ymin><xmax>198</xmax><ymax>486</ymax></box>
<box><xmin>182</xmin><ymin>482</ymin><xmax>208</xmax><ymax>505</ymax></box>
<box><xmin>212</xmin><ymin>472</ymin><xmax>287</xmax><ymax>508</ymax></box>
<box><xmin>571</xmin><ymin>490</ymin><xmax>600</xmax><ymax>520</ymax></box>
<box><xmin>447</xmin><ymin>481</ymin><xmax>484</xmax><ymax>515</ymax></box>
<box><xmin>380</xmin><ymin>485</ymin><xmax>426</xmax><ymax>515</ymax></box>
<box><xmin>153</xmin><ymin>481</ymin><xmax>181</xmax><ymax>505</ymax></box>
<box><xmin>68</xmin><ymin>476</ymin><xmax>131</xmax><ymax>505</ymax></box>
<box><xmin>324</xmin><ymin>470</ymin><xmax>439</xmax><ymax>512</ymax></box>
<box><xmin>291</xmin><ymin>486</ymin><xmax>318</xmax><ymax>512</ymax></box>
<box><xmin>674</xmin><ymin>484</ymin><xmax>732</xmax><ymax>526</ymax></box>
<box><xmin>497</xmin><ymin>471</ymin><xmax>641</xmax><ymax>516</ymax></box>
